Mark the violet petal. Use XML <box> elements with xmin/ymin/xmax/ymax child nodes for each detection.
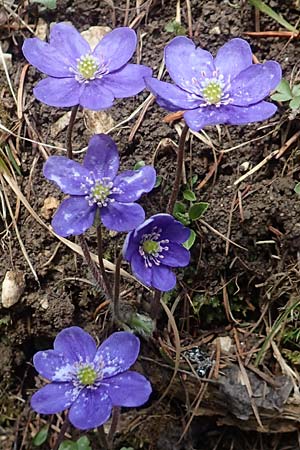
<box><xmin>165</xmin><ymin>36</ymin><xmax>214</xmax><ymax>94</ymax></box>
<box><xmin>93</xmin><ymin>27</ymin><xmax>137</xmax><ymax>72</ymax></box>
<box><xmin>54</xmin><ymin>326</ymin><xmax>97</xmax><ymax>364</ymax></box>
<box><xmin>49</xmin><ymin>22</ymin><xmax>90</xmax><ymax>62</ymax></box>
<box><xmin>230</xmin><ymin>61</ymin><xmax>282</xmax><ymax>106</ymax></box>
<box><xmin>83</xmin><ymin>134</ymin><xmax>119</xmax><ymax>179</ymax></box>
<box><xmin>33</xmin><ymin>350</ymin><xmax>73</xmax><ymax>382</ymax></box>
<box><xmin>145</xmin><ymin>77</ymin><xmax>201</xmax><ymax>110</ymax></box>
<box><xmin>22</xmin><ymin>38</ymin><xmax>72</xmax><ymax>78</ymax></box>
<box><xmin>43</xmin><ymin>156</ymin><xmax>89</xmax><ymax>195</ymax></box>
<box><xmin>130</xmin><ymin>252</ymin><xmax>152</xmax><ymax>287</ymax></box>
<box><xmin>79</xmin><ymin>80</ymin><xmax>114</xmax><ymax>110</ymax></box>
<box><xmin>101</xmin><ymin>202</ymin><xmax>145</xmax><ymax>232</ymax></box>
<box><xmin>113</xmin><ymin>166</ymin><xmax>156</xmax><ymax>202</ymax></box>
<box><xmin>102</xmin><ymin>64</ymin><xmax>152</xmax><ymax>98</ymax></box>
<box><xmin>31</xmin><ymin>382</ymin><xmax>75</xmax><ymax>414</ymax></box>
<box><xmin>105</xmin><ymin>371</ymin><xmax>152</xmax><ymax>407</ymax></box>
<box><xmin>162</xmin><ymin>242</ymin><xmax>190</xmax><ymax>268</ymax></box>
<box><xmin>33</xmin><ymin>77</ymin><xmax>80</xmax><ymax>107</ymax></box>
<box><xmin>94</xmin><ymin>332</ymin><xmax>140</xmax><ymax>378</ymax></box>
<box><xmin>51</xmin><ymin>197</ymin><xmax>96</xmax><ymax>237</ymax></box>
<box><xmin>151</xmin><ymin>265</ymin><xmax>176</xmax><ymax>291</ymax></box>
<box><xmin>215</xmin><ymin>38</ymin><xmax>253</xmax><ymax>80</ymax></box>
<box><xmin>69</xmin><ymin>388</ymin><xmax>112</xmax><ymax>430</ymax></box>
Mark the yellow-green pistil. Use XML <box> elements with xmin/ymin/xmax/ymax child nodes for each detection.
<box><xmin>77</xmin><ymin>55</ymin><xmax>98</xmax><ymax>80</ymax></box>
<box><xmin>77</xmin><ymin>366</ymin><xmax>97</xmax><ymax>386</ymax></box>
<box><xmin>143</xmin><ymin>240</ymin><xmax>160</xmax><ymax>255</ymax></box>
<box><xmin>202</xmin><ymin>81</ymin><xmax>222</xmax><ymax>105</ymax></box>
<box><xmin>92</xmin><ymin>183</ymin><xmax>111</xmax><ymax>204</ymax></box>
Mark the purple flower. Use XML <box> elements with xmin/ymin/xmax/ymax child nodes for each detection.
<box><xmin>145</xmin><ymin>37</ymin><xmax>282</xmax><ymax>131</ymax></box>
<box><xmin>44</xmin><ymin>134</ymin><xmax>156</xmax><ymax>236</ymax></box>
<box><xmin>22</xmin><ymin>23</ymin><xmax>152</xmax><ymax>110</ymax></box>
<box><xmin>123</xmin><ymin>214</ymin><xmax>191</xmax><ymax>291</ymax></box>
<box><xmin>31</xmin><ymin>327</ymin><xmax>151</xmax><ymax>430</ymax></box>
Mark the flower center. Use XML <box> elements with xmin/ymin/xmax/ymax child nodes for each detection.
<box><xmin>77</xmin><ymin>54</ymin><xmax>99</xmax><ymax>80</ymax></box>
<box><xmin>77</xmin><ymin>365</ymin><xmax>97</xmax><ymax>386</ymax></box>
<box><xmin>139</xmin><ymin>227</ymin><xmax>169</xmax><ymax>268</ymax></box>
<box><xmin>81</xmin><ymin>175</ymin><xmax>123</xmax><ymax>208</ymax></box>
<box><xmin>91</xmin><ymin>181</ymin><xmax>112</xmax><ymax>205</ymax></box>
<box><xmin>201</xmin><ymin>80</ymin><xmax>223</xmax><ymax>105</ymax></box>
<box><xmin>143</xmin><ymin>240</ymin><xmax>160</xmax><ymax>255</ymax></box>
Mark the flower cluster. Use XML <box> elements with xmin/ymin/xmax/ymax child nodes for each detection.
<box><xmin>23</xmin><ymin>23</ymin><xmax>151</xmax><ymax>110</ymax></box>
<box><xmin>31</xmin><ymin>327</ymin><xmax>151</xmax><ymax>430</ymax></box>
<box><xmin>25</xmin><ymin>22</ymin><xmax>285</xmax><ymax>435</ymax></box>
<box><xmin>44</xmin><ymin>134</ymin><xmax>156</xmax><ymax>236</ymax></box>
<box><xmin>145</xmin><ymin>37</ymin><xmax>282</xmax><ymax>131</ymax></box>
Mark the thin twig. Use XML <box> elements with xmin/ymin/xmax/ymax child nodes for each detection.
<box><xmin>66</xmin><ymin>105</ymin><xmax>79</xmax><ymax>159</ymax></box>
<box><xmin>167</xmin><ymin>123</ymin><xmax>189</xmax><ymax>214</ymax></box>
<box><xmin>112</xmin><ymin>253</ymin><xmax>123</xmax><ymax>322</ymax></box>
<box><xmin>107</xmin><ymin>406</ymin><xmax>121</xmax><ymax>448</ymax></box>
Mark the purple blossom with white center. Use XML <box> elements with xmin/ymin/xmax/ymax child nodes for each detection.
<box><xmin>22</xmin><ymin>23</ymin><xmax>152</xmax><ymax>110</ymax></box>
<box><xmin>31</xmin><ymin>327</ymin><xmax>151</xmax><ymax>430</ymax></box>
<box><xmin>123</xmin><ymin>214</ymin><xmax>191</xmax><ymax>291</ymax></box>
<box><xmin>145</xmin><ymin>37</ymin><xmax>282</xmax><ymax>131</ymax></box>
<box><xmin>43</xmin><ymin>134</ymin><xmax>156</xmax><ymax>236</ymax></box>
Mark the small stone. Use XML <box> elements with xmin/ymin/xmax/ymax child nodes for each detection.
<box><xmin>0</xmin><ymin>53</ymin><xmax>12</xmax><ymax>71</ymax></box>
<box><xmin>35</xmin><ymin>18</ymin><xmax>48</xmax><ymax>41</ymax></box>
<box><xmin>41</xmin><ymin>196</ymin><xmax>60</xmax><ymax>220</ymax></box>
<box><xmin>81</xmin><ymin>26</ymin><xmax>111</xmax><ymax>50</ymax></box>
<box><xmin>1</xmin><ymin>271</ymin><xmax>25</xmax><ymax>308</ymax></box>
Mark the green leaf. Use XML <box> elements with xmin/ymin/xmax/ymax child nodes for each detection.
<box><xmin>173</xmin><ymin>201</ymin><xmax>186</xmax><ymax>214</ymax></box>
<box><xmin>58</xmin><ymin>441</ymin><xmax>77</xmax><ymax>450</ymax></box>
<box><xmin>275</xmin><ymin>79</ymin><xmax>292</xmax><ymax>96</ymax></box>
<box><xmin>154</xmin><ymin>175</ymin><xmax>162</xmax><ymax>188</ymax></box>
<box><xmin>77</xmin><ymin>436</ymin><xmax>92</xmax><ymax>450</ymax></box>
<box><xmin>289</xmin><ymin>96</ymin><xmax>300</xmax><ymax>110</ymax></box>
<box><xmin>32</xmin><ymin>426</ymin><xmax>49</xmax><ymax>446</ymax></box>
<box><xmin>292</xmin><ymin>84</ymin><xmax>300</xmax><ymax>97</ymax></box>
<box><xmin>188</xmin><ymin>202</ymin><xmax>209</xmax><ymax>220</ymax></box>
<box><xmin>271</xmin><ymin>92</ymin><xmax>292</xmax><ymax>102</ymax></box>
<box><xmin>31</xmin><ymin>0</ymin><xmax>57</xmax><ymax>9</ymax></box>
<box><xmin>174</xmin><ymin>211</ymin><xmax>190</xmax><ymax>226</ymax></box>
<box><xmin>183</xmin><ymin>190</ymin><xmax>196</xmax><ymax>202</ymax></box>
<box><xmin>165</xmin><ymin>20</ymin><xmax>186</xmax><ymax>35</ymax></box>
<box><xmin>191</xmin><ymin>174</ymin><xmax>198</xmax><ymax>186</ymax></box>
<box><xmin>183</xmin><ymin>229</ymin><xmax>196</xmax><ymax>250</ymax></box>
<box><xmin>133</xmin><ymin>160</ymin><xmax>146</xmax><ymax>170</ymax></box>
<box><xmin>248</xmin><ymin>0</ymin><xmax>297</xmax><ymax>32</ymax></box>
<box><xmin>294</xmin><ymin>182</ymin><xmax>300</xmax><ymax>194</ymax></box>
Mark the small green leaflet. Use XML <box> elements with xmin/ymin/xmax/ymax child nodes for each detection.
<box><xmin>183</xmin><ymin>229</ymin><xmax>196</xmax><ymax>250</ymax></box>
<box><xmin>189</xmin><ymin>202</ymin><xmax>209</xmax><ymax>221</ymax></box>
<box><xmin>31</xmin><ymin>0</ymin><xmax>57</xmax><ymax>9</ymax></box>
<box><xmin>32</xmin><ymin>426</ymin><xmax>49</xmax><ymax>446</ymax></box>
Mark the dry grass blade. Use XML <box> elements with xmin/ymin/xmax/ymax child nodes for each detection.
<box><xmin>0</xmin><ymin>42</ymin><xmax>17</xmax><ymax>106</ymax></box>
<box><xmin>0</xmin><ymin>175</ymin><xmax>39</xmax><ymax>282</ymax></box>
<box><xmin>156</xmin><ymin>299</ymin><xmax>181</xmax><ymax>404</ymax></box>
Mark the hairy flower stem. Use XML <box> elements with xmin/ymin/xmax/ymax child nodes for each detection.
<box><xmin>150</xmin><ymin>288</ymin><xmax>162</xmax><ymax>319</ymax></box>
<box><xmin>107</xmin><ymin>406</ymin><xmax>121</xmax><ymax>449</ymax></box>
<box><xmin>112</xmin><ymin>253</ymin><xmax>123</xmax><ymax>323</ymax></box>
<box><xmin>78</xmin><ymin>235</ymin><xmax>111</xmax><ymax>298</ymax></box>
<box><xmin>53</xmin><ymin>414</ymin><xmax>70</xmax><ymax>450</ymax></box>
<box><xmin>96</xmin><ymin>224</ymin><xmax>113</xmax><ymax>297</ymax></box>
<box><xmin>98</xmin><ymin>425</ymin><xmax>109</xmax><ymax>449</ymax></box>
<box><xmin>166</xmin><ymin>123</ymin><xmax>189</xmax><ymax>214</ymax></box>
<box><xmin>66</xmin><ymin>105</ymin><xmax>79</xmax><ymax>159</ymax></box>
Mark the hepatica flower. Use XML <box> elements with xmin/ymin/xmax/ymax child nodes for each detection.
<box><xmin>22</xmin><ymin>23</ymin><xmax>152</xmax><ymax>109</ymax></box>
<box><xmin>31</xmin><ymin>327</ymin><xmax>151</xmax><ymax>430</ymax></box>
<box><xmin>44</xmin><ymin>134</ymin><xmax>156</xmax><ymax>236</ymax></box>
<box><xmin>123</xmin><ymin>214</ymin><xmax>191</xmax><ymax>291</ymax></box>
<box><xmin>145</xmin><ymin>37</ymin><xmax>282</xmax><ymax>131</ymax></box>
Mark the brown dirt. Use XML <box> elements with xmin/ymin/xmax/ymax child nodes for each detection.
<box><xmin>1</xmin><ymin>0</ymin><xmax>300</xmax><ymax>449</ymax></box>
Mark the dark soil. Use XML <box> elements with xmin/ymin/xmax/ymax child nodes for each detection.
<box><xmin>1</xmin><ymin>0</ymin><xmax>300</xmax><ymax>449</ymax></box>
